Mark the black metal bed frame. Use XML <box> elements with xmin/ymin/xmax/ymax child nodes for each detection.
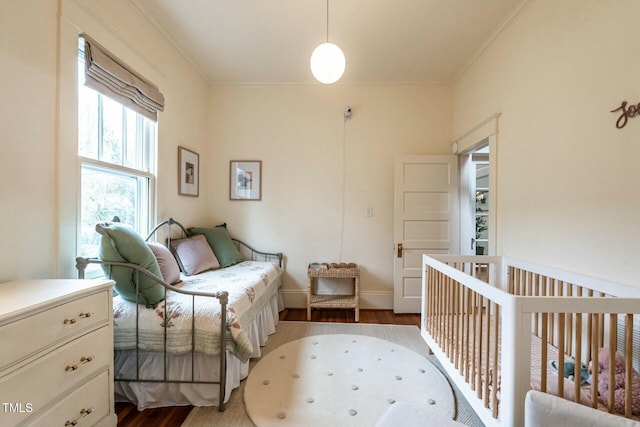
<box><xmin>75</xmin><ymin>218</ymin><xmax>283</xmax><ymax>411</ymax></box>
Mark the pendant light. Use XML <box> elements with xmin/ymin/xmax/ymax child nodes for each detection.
<box><xmin>310</xmin><ymin>0</ymin><xmax>345</xmax><ymax>84</ymax></box>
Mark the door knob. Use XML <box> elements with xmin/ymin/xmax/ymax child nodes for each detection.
<box><xmin>397</xmin><ymin>243</ymin><xmax>403</xmax><ymax>258</ymax></box>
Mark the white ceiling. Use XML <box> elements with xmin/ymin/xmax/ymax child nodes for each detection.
<box><xmin>131</xmin><ymin>0</ymin><xmax>525</xmax><ymax>85</ymax></box>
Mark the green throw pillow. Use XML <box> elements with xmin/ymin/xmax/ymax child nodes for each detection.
<box><xmin>97</xmin><ymin>222</ymin><xmax>165</xmax><ymax>307</ymax></box>
<box><xmin>188</xmin><ymin>225</ymin><xmax>244</xmax><ymax>268</ymax></box>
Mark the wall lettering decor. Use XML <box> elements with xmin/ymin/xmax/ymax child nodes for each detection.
<box><xmin>611</xmin><ymin>100</ymin><xmax>640</xmax><ymax>129</ymax></box>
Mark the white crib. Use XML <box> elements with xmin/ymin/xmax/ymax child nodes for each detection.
<box><xmin>421</xmin><ymin>255</ymin><xmax>640</xmax><ymax>427</ymax></box>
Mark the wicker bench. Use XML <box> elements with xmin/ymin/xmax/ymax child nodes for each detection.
<box><xmin>307</xmin><ymin>263</ymin><xmax>360</xmax><ymax>322</ymax></box>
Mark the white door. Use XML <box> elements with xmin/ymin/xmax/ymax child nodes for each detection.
<box><xmin>393</xmin><ymin>155</ymin><xmax>459</xmax><ymax>313</ymax></box>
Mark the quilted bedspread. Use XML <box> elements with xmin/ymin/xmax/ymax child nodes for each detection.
<box><xmin>112</xmin><ymin>261</ymin><xmax>282</xmax><ymax>363</ymax></box>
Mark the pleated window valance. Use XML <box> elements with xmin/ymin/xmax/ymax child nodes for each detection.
<box><xmin>82</xmin><ymin>35</ymin><xmax>165</xmax><ymax>122</ymax></box>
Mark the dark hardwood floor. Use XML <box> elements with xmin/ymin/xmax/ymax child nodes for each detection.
<box><xmin>115</xmin><ymin>308</ymin><xmax>421</xmax><ymax>426</ymax></box>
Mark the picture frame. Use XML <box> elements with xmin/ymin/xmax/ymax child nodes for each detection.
<box><xmin>178</xmin><ymin>146</ymin><xmax>199</xmax><ymax>197</ymax></box>
<box><xmin>230</xmin><ymin>160</ymin><xmax>262</xmax><ymax>200</ymax></box>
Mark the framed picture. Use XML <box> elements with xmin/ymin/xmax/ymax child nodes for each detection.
<box><xmin>178</xmin><ymin>146</ymin><xmax>199</xmax><ymax>197</ymax></box>
<box><xmin>230</xmin><ymin>160</ymin><xmax>262</xmax><ymax>200</ymax></box>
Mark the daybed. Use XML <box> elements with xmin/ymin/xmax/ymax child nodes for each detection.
<box><xmin>421</xmin><ymin>255</ymin><xmax>640</xmax><ymax>427</ymax></box>
<box><xmin>76</xmin><ymin>218</ymin><xmax>284</xmax><ymax>411</ymax></box>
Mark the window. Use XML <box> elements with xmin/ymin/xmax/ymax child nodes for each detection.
<box><xmin>77</xmin><ymin>39</ymin><xmax>155</xmax><ymax>259</ymax></box>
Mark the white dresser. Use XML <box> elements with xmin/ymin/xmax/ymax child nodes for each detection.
<box><xmin>0</xmin><ymin>279</ymin><xmax>116</xmax><ymax>427</ymax></box>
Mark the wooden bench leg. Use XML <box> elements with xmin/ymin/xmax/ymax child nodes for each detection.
<box><xmin>355</xmin><ymin>275</ymin><xmax>360</xmax><ymax>322</ymax></box>
<box><xmin>307</xmin><ymin>276</ymin><xmax>312</xmax><ymax>320</ymax></box>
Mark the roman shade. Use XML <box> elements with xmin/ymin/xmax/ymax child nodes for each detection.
<box><xmin>82</xmin><ymin>35</ymin><xmax>165</xmax><ymax>122</ymax></box>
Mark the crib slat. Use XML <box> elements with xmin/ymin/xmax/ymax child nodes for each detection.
<box><xmin>533</xmin><ymin>273</ymin><xmax>540</xmax><ymax>336</ymax></box>
<box><xmin>591</xmin><ymin>313</ymin><xmax>599</xmax><ymax>409</ymax></box>
<box><xmin>470</xmin><ymin>291</ymin><xmax>477</xmax><ymax>392</ymax></box>
<box><xmin>508</xmin><ymin>266</ymin><xmax>514</xmax><ymax>294</ymax></box>
<box><xmin>566</xmin><ymin>285</ymin><xmax>573</xmax><ymax>356</ymax></box>
<box><xmin>518</xmin><ymin>268</ymin><xmax>524</xmax><ymax>295</ymax></box>
<box><xmin>453</xmin><ymin>278</ymin><xmax>460</xmax><ymax>370</ymax></box>
<box><xmin>574</xmin><ymin>314</ymin><xmax>582</xmax><ymax>403</ymax></box>
<box><xmin>549</xmin><ymin>279</ymin><xmax>555</xmax><ymax>347</ymax></box>
<box><xmin>464</xmin><ymin>287</ymin><xmax>471</xmax><ymax>383</ymax></box>
<box><xmin>483</xmin><ymin>297</ymin><xmax>490</xmax><ymax>406</ymax></box>
<box><xmin>491</xmin><ymin>301</ymin><xmax>499</xmax><ymax>419</ymax></box>
<box><xmin>557</xmin><ymin>313</ymin><xmax>565</xmax><ymax>399</ymax></box>
<box><xmin>541</xmin><ymin>313</ymin><xmax>548</xmax><ymax>393</ymax></box>
<box><xmin>437</xmin><ymin>272</ymin><xmax>443</xmax><ymax>346</ymax></box>
<box><xmin>625</xmin><ymin>314</ymin><xmax>633</xmax><ymax>418</ymax></box>
<box><xmin>429</xmin><ymin>268</ymin><xmax>434</xmax><ymax>339</ymax></box>
<box><xmin>450</xmin><ymin>276</ymin><xmax>455</xmax><ymax>360</ymax></box>
<box><xmin>587</xmin><ymin>289</ymin><xmax>594</xmax><ymax>363</ymax></box>
<box><xmin>608</xmin><ymin>316</ymin><xmax>616</xmax><ymax>413</ymax></box>
<box><xmin>476</xmin><ymin>294</ymin><xmax>484</xmax><ymax>399</ymax></box>
<box><xmin>598</xmin><ymin>312</ymin><xmax>605</xmax><ymax>350</ymax></box>
<box><xmin>459</xmin><ymin>277</ymin><xmax>465</xmax><ymax>370</ymax></box>
<box><xmin>608</xmin><ymin>342</ymin><xmax>615</xmax><ymax>413</ymax></box>
<box><xmin>444</xmin><ymin>277</ymin><xmax>453</xmax><ymax>360</ymax></box>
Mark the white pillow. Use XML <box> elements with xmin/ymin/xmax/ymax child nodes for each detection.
<box><xmin>147</xmin><ymin>242</ymin><xmax>181</xmax><ymax>285</ymax></box>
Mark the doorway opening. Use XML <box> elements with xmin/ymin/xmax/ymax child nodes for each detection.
<box><xmin>472</xmin><ymin>146</ymin><xmax>489</xmax><ymax>255</ymax></box>
<box><xmin>459</xmin><ymin>141</ymin><xmax>492</xmax><ymax>256</ymax></box>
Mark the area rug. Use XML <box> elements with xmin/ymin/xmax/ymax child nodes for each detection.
<box><xmin>181</xmin><ymin>322</ymin><xmax>485</xmax><ymax>427</ymax></box>
<box><xmin>244</xmin><ymin>333</ymin><xmax>454</xmax><ymax>426</ymax></box>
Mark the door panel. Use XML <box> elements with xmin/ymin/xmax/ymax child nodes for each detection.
<box><xmin>404</xmin><ymin>221</ymin><xmax>450</xmax><ymax>240</ymax></box>
<box><xmin>403</xmin><ymin>192</ymin><xmax>450</xmax><ymax>214</ymax></box>
<box><xmin>403</xmin><ymin>163</ymin><xmax>451</xmax><ymax>188</ymax></box>
<box><xmin>402</xmin><ymin>277</ymin><xmax>422</xmax><ymax>298</ymax></box>
<box><xmin>394</xmin><ymin>155</ymin><xmax>459</xmax><ymax>313</ymax></box>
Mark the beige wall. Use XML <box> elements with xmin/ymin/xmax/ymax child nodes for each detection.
<box><xmin>208</xmin><ymin>84</ymin><xmax>452</xmax><ymax>308</ymax></box>
<box><xmin>454</xmin><ymin>0</ymin><xmax>640</xmax><ymax>287</ymax></box>
<box><xmin>0</xmin><ymin>0</ymin><xmax>210</xmax><ymax>281</ymax></box>
<box><xmin>0</xmin><ymin>1</ymin><xmax>58</xmax><ymax>281</ymax></box>
<box><xmin>6</xmin><ymin>0</ymin><xmax>634</xmax><ymax>304</ymax></box>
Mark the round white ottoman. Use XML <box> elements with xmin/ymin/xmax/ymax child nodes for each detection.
<box><xmin>375</xmin><ymin>401</ymin><xmax>465</xmax><ymax>427</ymax></box>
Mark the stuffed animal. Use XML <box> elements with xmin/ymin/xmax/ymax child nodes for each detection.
<box><xmin>550</xmin><ymin>357</ymin><xmax>591</xmax><ymax>385</ymax></box>
<box><xmin>595</xmin><ymin>346</ymin><xmax>640</xmax><ymax>415</ymax></box>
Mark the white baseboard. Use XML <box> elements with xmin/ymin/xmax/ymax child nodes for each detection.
<box><xmin>281</xmin><ymin>289</ymin><xmax>393</xmax><ymax>311</ymax></box>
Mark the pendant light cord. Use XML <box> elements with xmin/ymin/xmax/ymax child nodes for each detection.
<box><xmin>326</xmin><ymin>0</ymin><xmax>329</xmax><ymax>43</ymax></box>
<box><xmin>338</xmin><ymin>116</ymin><xmax>347</xmax><ymax>262</ymax></box>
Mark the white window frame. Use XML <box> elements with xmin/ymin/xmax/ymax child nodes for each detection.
<box><xmin>77</xmin><ymin>40</ymin><xmax>156</xmax><ymax>266</ymax></box>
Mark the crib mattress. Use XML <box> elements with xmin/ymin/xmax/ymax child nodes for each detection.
<box><xmin>529</xmin><ymin>334</ymin><xmax>595</xmax><ymax>405</ymax></box>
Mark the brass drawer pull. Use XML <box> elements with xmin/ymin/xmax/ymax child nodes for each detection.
<box><xmin>80</xmin><ymin>356</ymin><xmax>94</xmax><ymax>364</ymax></box>
<box><xmin>65</xmin><ymin>356</ymin><xmax>94</xmax><ymax>372</ymax></box>
<box><xmin>63</xmin><ymin>312</ymin><xmax>92</xmax><ymax>325</ymax></box>
<box><xmin>64</xmin><ymin>407</ymin><xmax>93</xmax><ymax>426</ymax></box>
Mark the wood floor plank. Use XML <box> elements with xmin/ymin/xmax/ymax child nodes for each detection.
<box><xmin>116</xmin><ymin>309</ymin><xmax>420</xmax><ymax>426</ymax></box>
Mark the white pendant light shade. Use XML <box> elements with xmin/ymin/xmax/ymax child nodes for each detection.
<box><xmin>310</xmin><ymin>42</ymin><xmax>345</xmax><ymax>84</ymax></box>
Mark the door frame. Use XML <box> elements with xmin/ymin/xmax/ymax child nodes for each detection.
<box><xmin>454</xmin><ymin>114</ymin><xmax>500</xmax><ymax>256</ymax></box>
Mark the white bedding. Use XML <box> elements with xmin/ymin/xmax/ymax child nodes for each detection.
<box><xmin>115</xmin><ymin>289</ymin><xmax>283</xmax><ymax>409</ymax></box>
<box><xmin>113</xmin><ymin>260</ymin><xmax>281</xmax><ymax>363</ymax></box>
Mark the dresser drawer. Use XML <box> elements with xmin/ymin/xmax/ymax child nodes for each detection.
<box><xmin>0</xmin><ymin>326</ymin><xmax>111</xmax><ymax>423</ymax></box>
<box><xmin>0</xmin><ymin>291</ymin><xmax>110</xmax><ymax>371</ymax></box>
<box><xmin>24</xmin><ymin>370</ymin><xmax>111</xmax><ymax>427</ymax></box>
